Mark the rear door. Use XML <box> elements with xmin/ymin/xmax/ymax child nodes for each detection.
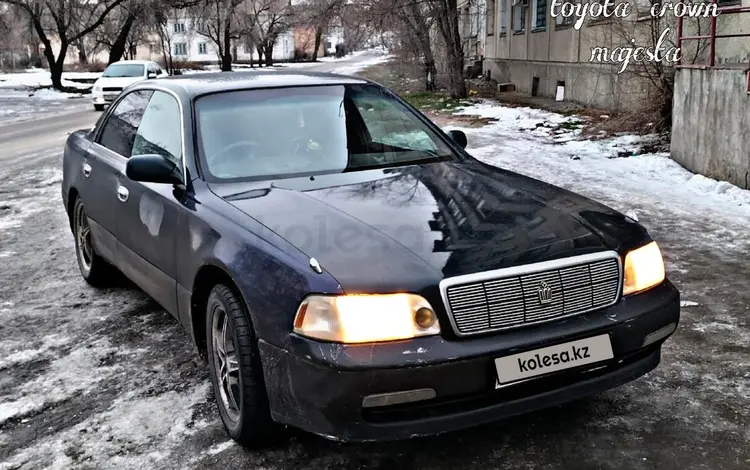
<box><xmin>82</xmin><ymin>90</ymin><xmax>152</xmax><ymax>263</ymax></box>
<box><xmin>114</xmin><ymin>90</ymin><xmax>184</xmax><ymax>315</ymax></box>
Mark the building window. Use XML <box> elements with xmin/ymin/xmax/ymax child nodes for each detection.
<box><xmin>173</xmin><ymin>22</ymin><xmax>185</xmax><ymax>33</ymax></box>
<box><xmin>532</xmin><ymin>0</ymin><xmax>547</xmax><ymax>29</ymax></box>
<box><xmin>513</xmin><ymin>2</ymin><xmax>526</xmax><ymax>33</ymax></box>
<box><xmin>173</xmin><ymin>43</ymin><xmax>187</xmax><ymax>56</ymax></box>
<box><xmin>487</xmin><ymin>0</ymin><xmax>496</xmax><ymax>35</ymax></box>
<box><xmin>198</xmin><ymin>42</ymin><xmax>207</xmax><ymax>54</ymax></box>
<box><xmin>500</xmin><ymin>0</ymin><xmax>508</xmax><ymax>33</ymax></box>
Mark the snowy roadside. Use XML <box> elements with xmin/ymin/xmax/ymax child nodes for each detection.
<box><xmin>0</xmin><ymin>71</ymin><xmax>96</xmax><ymax>124</ymax></box>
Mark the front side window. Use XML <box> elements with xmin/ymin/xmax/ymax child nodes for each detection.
<box><xmin>132</xmin><ymin>91</ymin><xmax>182</xmax><ymax>165</ymax></box>
<box><xmin>97</xmin><ymin>90</ymin><xmax>153</xmax><ymax>157</ymax></box>
<box><xmin>195</xmin><ymin>84</ymin><xmax>461</xmax><ymax>182</ymax></box>
<box><xmin>102</xmin><ymin>64</ymin><xmax>145</xmax><ymax>78</ymax></box>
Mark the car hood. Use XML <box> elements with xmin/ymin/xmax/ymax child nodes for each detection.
<box><xmin>94</xmin><ymin>76</ymin><xmax>144</xmax><ymax>88</ymax></box>
<box><xmin>209</xmin><ymin>161</ymin><xmax>649</xmax><ymax>293</ymax></box>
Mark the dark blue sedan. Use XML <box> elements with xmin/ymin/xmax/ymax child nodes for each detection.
<box><xmin>62</xmin><ymin>71</ymin><xmax>680</xmax><ymax>446</ymax></box>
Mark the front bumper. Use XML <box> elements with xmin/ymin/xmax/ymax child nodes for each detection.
<box><xmin>259</xmin><ymin>280</ymin><xmax>680</xmax><ymax>442</ymax></box>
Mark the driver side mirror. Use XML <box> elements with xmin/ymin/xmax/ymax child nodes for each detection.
<box><xmin>126</xmin><ymin>154</ymin><xmax>182</xmax><ymax>185</ymax></box>
<box><xmin>147</xmin><ymin>72</ymin><xmax>157</xmax><ymax>79</ymax></box>
<box><xmin>447</xmin><ymin>129</ymin><xmax>467</xmax><ymax>149</ymax></box>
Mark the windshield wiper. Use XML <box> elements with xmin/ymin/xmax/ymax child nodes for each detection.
<box><xmin>344</xmin><ymin>156</ymin><xmax>443</xmax><ymax>173</ymax></box>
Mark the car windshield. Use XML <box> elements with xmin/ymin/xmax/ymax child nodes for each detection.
<box><xmin>194</xmin><ymin>84</ymin><xmax>461</xmax><ymax>182</ymax></box>
<box><xmin>102</xmin><ymin>64</ymin><xmax>145</xmax><ymax>78</ymax></box>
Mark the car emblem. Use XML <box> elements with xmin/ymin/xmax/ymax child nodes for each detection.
<box><xmin>538</xmin><ymin>281</ymin><xmax>553</xmax><ymax>305</ymax></box>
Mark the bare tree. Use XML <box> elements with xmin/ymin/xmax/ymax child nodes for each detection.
<box><xmin>431</xmin><ymin>0</ymin><xmax>465</xmax><ymax>98</ymax></box>
<box><xmin>193</xmin><ymin>0</ymin><xmax>244</xmax><ymax>71</ymax></box>
<box><xmin>372</xmin><ymin>0</ymin><xmax>437</xmax><ymax>90</ymax></box>
<box><xmin>0</xmin><ymin>0</ymin><xmax>127</xmax><ymax>90</ymax></box>
<box><xmin>242</xmin><ymin>0</ymin><xmax>292</xmax><ymax>66</ymax></box>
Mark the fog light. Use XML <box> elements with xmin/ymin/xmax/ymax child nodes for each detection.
<box><xmin>415</xmin><ymin>307</ymin><xmax>436</xmax><ymax>329</ymax></box>
<box><xmin>362</xmin><ymin>389</ymin><xmax>436</xmax><ymax>408</ymax></box>
<box><xmin>642</xmin><ymin>322</ymin><xmax>677</xmax><ymax>347</ymax></box>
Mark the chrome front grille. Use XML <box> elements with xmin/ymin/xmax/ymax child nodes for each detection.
<box><xmin>441</xmin><ymin>252</ymin><xmax>622</xmax><ymax>336</ymax></box>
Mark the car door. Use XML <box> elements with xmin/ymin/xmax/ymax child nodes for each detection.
<box><xmin>115</xmin><ymin>90</ymin><xmax>184</xmax><ymax>316</ymax></box>
<box><xmin>82</xmin><ymin>90</ymin><xmax>153</xmax><ymax>263</ymax></box>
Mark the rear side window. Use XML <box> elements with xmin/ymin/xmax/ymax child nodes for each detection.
<box><xmin>132</xmin><ymin>91</ymin><xmax>182</xmax><ymax>165</ymax></box>
<box><xmin>98</xmin><ymin>90</ymin><xmax>153</xmax><ymax>157</ymax></box>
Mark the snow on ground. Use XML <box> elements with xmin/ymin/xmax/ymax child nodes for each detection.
<box><xmin>326</xmin><ymin>51</ymin><xmax>392</xmax><ymax>75</ymax></box>
<box><xmin>0</xmin><ymin>70</ymin><xmax>94</xmax><ymax>123</ymax></box>
<box><xmin>0</xmin><ymin>69</ymin><xmax>99</xmax><ymax>90</ymax></box>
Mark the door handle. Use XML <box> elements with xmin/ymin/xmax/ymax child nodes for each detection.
<box><xmin>117</xmin><ymin>185</ymin><xmax>129</xmax><ymax>202</ymax></box>
<box><xmin>82</xmin><ymin>163</ymin><xmax>92</xmax><ymax>178</ymax></box>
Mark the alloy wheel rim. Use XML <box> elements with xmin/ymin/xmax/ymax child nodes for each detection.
<box><xmin>75</xmin><ymin>204</ymin><xmax>93</xmax><ymax>272</ymax></box>
<box><xmin>212</xmin><ymin>306</ymin><xmax>241</xmax><ymax>423</ymax></box>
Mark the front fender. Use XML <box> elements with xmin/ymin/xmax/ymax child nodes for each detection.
<box><xmin>177</xmin><ymin>185</ymin><xmax>343</xmax><ymax>349</ymax></box>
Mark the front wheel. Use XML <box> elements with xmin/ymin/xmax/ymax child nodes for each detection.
<box><xmin>94</xmin><ymin>104</ymin><xmax>104</xmax><ymax>111</ymax></box>
<box><xmin>206</xmin><ymin>284</ymin><xmax>282</xmax><ymax>448</ymax></box>
<box><xmin>72</xmin><ymin>197</ymin><xmax>115</xmax><ymax>287</ymax></box>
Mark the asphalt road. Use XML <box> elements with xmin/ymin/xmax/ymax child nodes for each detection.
<box><xmin>1</xmin><ymin>52</ymin><xmax>749</xmax><ymax>470</ymax></box>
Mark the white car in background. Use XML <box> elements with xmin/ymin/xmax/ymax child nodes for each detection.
<box><xmin>91</xmin><ymin>60</ymin><xmax>168</xmax><ymax>111</ymax></box>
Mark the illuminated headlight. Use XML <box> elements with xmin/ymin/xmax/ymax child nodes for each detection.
<box><xmin>293</xmin><ymin>294</ymin><xmax>440</xmax><ymax>343</ymax></box>
<box><xmin>623</xmin><ymin>241</ymin><xmax>666</xmax><ymax>296</ymax></box>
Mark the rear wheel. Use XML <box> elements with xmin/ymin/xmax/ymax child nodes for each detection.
<box><xmin>72</xmin><ymin>197</ymin><xmax>115</xmax><ymax>286</ymax></box>
<box><xmin>94</xmin><ymin>104</ymin><xmax>104</xmax><ymax>111</ymax></box>
<box><xmin>206</xmin><ymin>284</ymin><xmax>282</xmax><ymax>448</ymax></box>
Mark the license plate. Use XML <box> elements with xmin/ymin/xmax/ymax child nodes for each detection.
<box><xmin>494</xmin><ymin>334</ymin><xmax>614</xmax><ymax>387</ymax></box>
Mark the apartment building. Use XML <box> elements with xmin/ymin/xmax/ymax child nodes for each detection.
<box><xmin>481</xmin><ymin>0</ymin><xmax>750</xmax><ymax>111</ymax></box>
<box><xmin>165</xmin><ymin>17</ymin><xmax>295</xmax><ymax>62</ymax></box>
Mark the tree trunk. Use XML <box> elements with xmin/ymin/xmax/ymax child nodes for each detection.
<box><xmin>77</xmin><ymin>40</ymin><xmax>88</xmax><ymax>64</ymax></box>
<box><xmin>265</xmin><ymin>43</ymin><xmax>273</xmax><ymax>66</ymax></box>
<box><xmin>256</xmin><ymin>46</ymin><xmax>264</xmax><ymax>67</ymax></box>
<box><xmin>108</xmin><ymin>12</ymin><xmax>137</xmax><ymax>64</ymax></box>
<box><xmin>49</xmin><ymin>44</ymin><xmax>67</xmax><ymax>90</ymax></box>
<box><xmin>221</xmin><ymin>23</ymin><xmax>232</xmax><ymax>71</ymax></box>
<box><xmin>403</xmin><ymin>1</ymin><xmax>436</xmax><ymax>92</ymax></box>
<box><xmin>312</xmin><ymin>26</ymin><xmax>323</xmax><ymax>61</ymax></box>
<box><xmin>436</xmin><ymin>0</ymin><xmax>466</xmax><ymax>98</ymax></box>
<box><xmin>425</xmin><ymin>60</ymin><xmax>437</xmax><ymax>91</ymax></box>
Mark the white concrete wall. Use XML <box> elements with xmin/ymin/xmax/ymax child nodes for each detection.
<box><xmin>671</xmin><ymin>67</ymin><xmax>750</xmax><ymax>190</ymax></box>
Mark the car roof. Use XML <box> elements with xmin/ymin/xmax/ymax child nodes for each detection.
<box><xmin>134</xmin><ymin>70</ymin><xmax>371</xmax><ymax>99</ymax></box>
<box><xmin>108</xmin><ymin>60</ymin><xmax>154</xmax><ymax>66</ymax></box>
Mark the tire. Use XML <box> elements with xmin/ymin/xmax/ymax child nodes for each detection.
<box><xmin>206</xmin><ymin>284</ymin><xmax>281</xmax><ymax>448</ymax></box>
<box><xmin>72</xmin><ymin>197</ymin><xmax>115</xmax><ymax>287</ymax></box>
<box><xmin>94</xmin><ymin>104</ymin><xmax>104</xmax><ymax>111</ymax></box>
